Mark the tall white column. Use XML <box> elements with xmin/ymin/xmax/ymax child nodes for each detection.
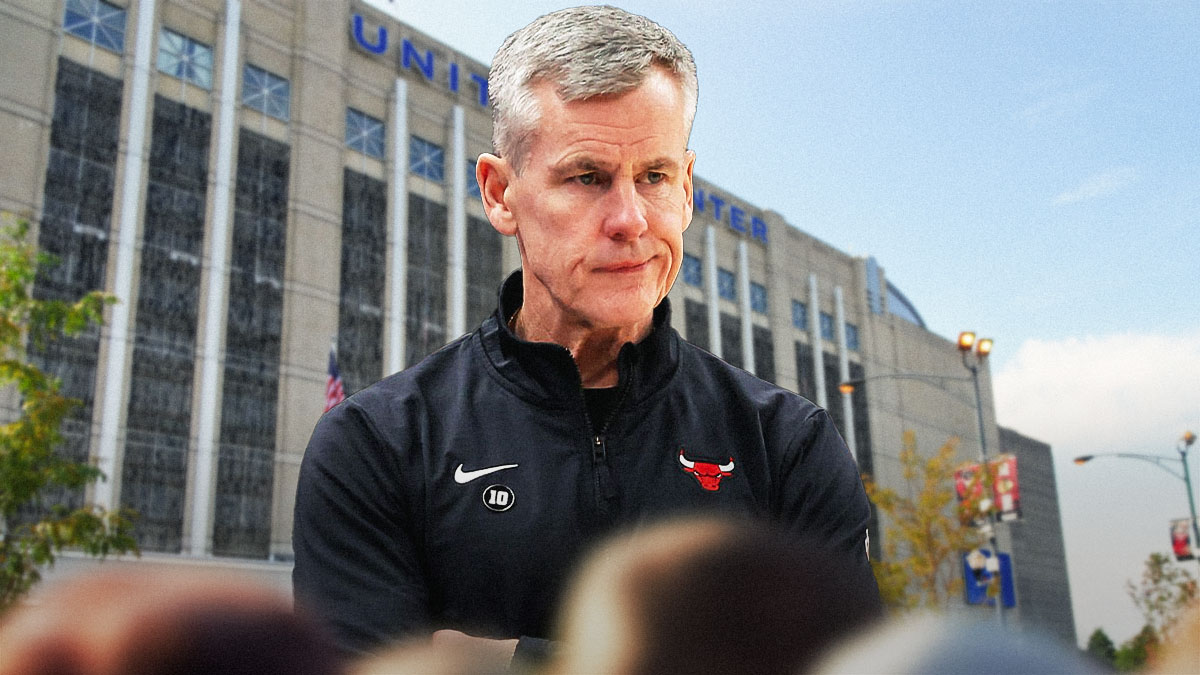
<box><xmin>705</xmin><ymin>225</ymin><xmax>721</xmax><ymax>357</ymax></box>
<box><xmin>387</xmin><ymin>79</ymin><xmax>409</xmax><ymax>374</ymax></box>
<box><xmin>737</xmin><ymin>240</ymin><xmax>755</xmax><ymax>375</ymax></box>
<box><xmin>189</xmin><ymin>0</ymin><xmax>242</xmax><ymax>555</ymax></box>
<box><xmin>835</xmin><ymin>286</ymin><xmax>856</xmax><ymax>460</ymax></box>
<box><xmin>808</xmin><ymin>274</ymin><xmax>826</xmax><ymax>408</ymax></box>
<box><xmin>446</xmin><ymin>105</ymin><xmax>467</xmax><ymax>338</ymax></box>
<box><xmin>94</xmin><ymin>0</ymin><xmax>158</xmax><ymax>510</ymax></box>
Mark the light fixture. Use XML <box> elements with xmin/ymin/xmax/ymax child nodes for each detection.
<box><xmin>957</xmin><ymin>331</ymin><xmax>976</xmax><ymax>352</ymax></box>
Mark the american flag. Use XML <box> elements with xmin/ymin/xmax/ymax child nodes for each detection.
<box><xmin>324</xmin><ymin>346</ymin><xmax>345</xmax><ymax>413</ymax></box>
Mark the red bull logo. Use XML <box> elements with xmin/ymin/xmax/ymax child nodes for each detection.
<box><xmin>678</xmin><ymin>449</ymin><xmax>735</xmax><ymax>492</ymax></box>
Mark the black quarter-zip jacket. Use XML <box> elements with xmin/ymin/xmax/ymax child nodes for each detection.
<box><xmin>293</xmin><ymin>272</ymin><xmax>878</xmax><ymax>656</ymax></box>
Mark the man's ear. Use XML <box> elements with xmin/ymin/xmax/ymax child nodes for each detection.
<box><xmin>477</xmin><ymin>153</ymin><xmax>518</xmax><ymax>236</ymax></box>
<box><xmin>681</xmin><ymin>149</ymin><xmax>696</xmax><ymax>232</ymax></box>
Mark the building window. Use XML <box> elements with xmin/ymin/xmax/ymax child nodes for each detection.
<box><xmin>466</xmin><ymin>216</ymin><xmax>503</xmax><ymax>328</ymax></box>
<box><xmin>750</xmin><ymin>282</ymin><xmax>768</xmax><ymax>314</ymax></box>
<box><xmin>63</xmin><ymin>0</ymin><xmax>126</xmax><ymax>53</ymax></box>
<box><xmin>684</xmin><ymin>299</ymin><xmax>709</xmax><ymax>351</ymax></box>
<box><xmin>846</xmin><ymin>323</ymin><xmax>860</xmax><ymax>351</ymax></box>
<box><xmin>157</xmin><ymin>29</ymin><xmax>213</xmax><ymax>89</ymax></box>
<box><xmin>820</xmin><ymin>311</ymin><xmax>835</xmax><ymax>341</ymax></box>
<box><xmin>122</xmin><ymin>96</ymin><xmax>213</xmax><ymax>553</ymax></box>
<box><xmin>410</xmin><ymin>136</ymin><xmax>445</xmax><ymax>182</ymax></box>
<box><xmin>406</xmin><ymin>194</ymin><xmax>448</xmax><ymax>366</ymax></box>
<box><xmin>214</xmin><ymin>129</ymin><xmax>290</xmax><ymax>559</ymax></box>
<box><xmin>753</xmin><ymin>325</ymin><xmax>775</xmax><ymax>383</ymax></box>
<box><xmin>242</xmin><ymin>64</ymin><xmax>290</xmax><ymax>121</ymax></box>
<box><xmin>339</xmin><ymin>170</ymin><xmax>387</xmax><ymax>394</ymax></box>
<box><xmin>791</xmin><ymin>300</ymin><xmax>807</xmax><ymax>330</ymax></box>
<box><xmin>467</xmin><ymin>160</ymin><xmax>481</xmax><ymax>198</ymax></box>
<box><xmin>720</xmin><ymin>312</ymin><xmax>742</xmax><ymax>369</ymax></box>
<box><xmin>345</xmin><ymin>108</ymin><xmax>385</xmax><ymax>158</ymax></box>
<box><xmin>681</xmin><ymin>253</ymin><xmax>702</xmax><ymax>287</ymax></box>
<box><xmin>717</xmin><ymin>267</ymin><xmax>736</xmax><ymax>301</ymax></box>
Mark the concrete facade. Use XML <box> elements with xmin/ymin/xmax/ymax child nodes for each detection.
<box><xmin>999</xmin><ymin>426</ymin><xmax>1078</xmax><ymax>646</ymax></box>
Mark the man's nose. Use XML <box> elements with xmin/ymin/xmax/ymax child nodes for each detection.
<box><xmin>601</xmin><ymin>180</ymin><xmax>649</xmax><ymax>240</ymax></box>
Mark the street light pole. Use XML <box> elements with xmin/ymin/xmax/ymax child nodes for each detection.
<box><xmin>838</xmin><ymin>333</ymin><xmax>1007</xmax><ymax>622</ymax></box>
<box><xmin>957</xmin><ymin>331</ymin><xmax>1005</xmax><ymax>625</ymax></box>
<box><xmin>1076</xmin><ymin>431</ymin><xmax>1200</xmax><ymax>568</ymax></box>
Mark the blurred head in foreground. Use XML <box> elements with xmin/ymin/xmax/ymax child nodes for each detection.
<box><xmin>0</xmin><ymin>568</ymin><xmax>342</xmax><ymax>675</ymax></box>
<box><xmin>810</xmin><ymin>614</ymin><xmax>1104</xmax><ymax>674</ymax></box>
<box><xmin>547</xmin><ymin>516</ymin><xmax>883</xmax><ymax>675</ymax></box>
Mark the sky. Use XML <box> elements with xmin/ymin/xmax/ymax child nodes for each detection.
<box><xmin>364</xmin><ymin>0</ymin><xmax>1200</xmax><ymax>646</ymax></box>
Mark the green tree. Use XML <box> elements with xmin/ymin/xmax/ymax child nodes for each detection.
<box><xmin>1084</xmin><ymin>627</ymin><xmax>1116</xmax><ymax>667</ymax></box>
<box><xmin>0</xmin><ymin>215</ymin><xmax>137</xmax><ymax>612</ymax></box>
<box><xmin>1113</xmin><ymin>624</ymin><xmax>1158</xmax><ymax>672</ymax></box>
<box><xmin>862</xmin><ymin>431</ymin><xmax>986</xmax><ymax>610</ymax></box>
<box><xmin>1126</xmin><ymin>552</ymin><xmax>1197</xmax><ymax>644</ymax></box>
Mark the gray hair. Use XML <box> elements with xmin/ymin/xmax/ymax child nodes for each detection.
<box><xmin>488</xmin><ymin>5</ymin><xmax>698</xmax><ymax>171</ymax></box>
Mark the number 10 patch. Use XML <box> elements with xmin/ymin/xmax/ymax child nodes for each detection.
<box><xmin>482</xmin><ymin>484</ymin><xmax>514</xmax><ymax>512</ymax></box>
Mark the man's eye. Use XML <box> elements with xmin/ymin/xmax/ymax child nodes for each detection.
<box><xmin>575</xmin><ymin>173</ymin><xmax>597</xmax><ymax>186</ymax></box>
<box><xmin>645</xmin><ymin>172</ymin><xmax>666</xmax><ymax>184</ymax></box>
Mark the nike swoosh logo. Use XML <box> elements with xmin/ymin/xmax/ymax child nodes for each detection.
<box><xmin>454</xmin><ymin>463</ymin><xmax>519</xmax><ymax>484</ymax></box>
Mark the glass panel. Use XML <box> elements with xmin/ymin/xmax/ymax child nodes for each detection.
<box><xmin>719</xmin><ymin>312</ymin><xmax>742</xmax><ymax>369</ymax></box>
<box><xmin>793</xmin><ymin>341</ymin><xmax>817</xmax><ymax>402</ymax></box>
<box><xmin>750</xmin><ymin>282</ymin><xmax>768</xmax><ymax>314</ymax></box>
<box><xmin>466</xmin><ymin>160</ymin><xmax>481</xmax><ymax>198</ymax></box>
<box><xmin>717</xmin><ymin>268</ymin><xmax>736</xmax><ymax>301</ymax></box>
<box><xmin>213</xmin><ymin>130</ymin><xmax>290</xmax><ymax>558</ymax></box>
<box><xmin>846</xmin><ymin>323</ymin><xmax>860</xmax><ymax>351</ymax></box>
<box><xmin>20</xmin><ymin>59</ymin><xmax>123</xmax><ymax>523</ymax></box>
<box><xmin>791</xmin><ymin>300</ymin><xmax>807</xmax><ymax>330</ymax></box>
<box><xmin>466</xmin><ymin>216</ymin><xmax>503</xmax><ymax>329</ymax></box>
<box><xmin>683</xmin><ymin>298</ymin><xmax>709</xmax><ymax>351</ymax></box>
<box><xmin>339</xmin><ymin>170</ymin><xmax>387</xmax><ymax>392</ymax></box>
<box><xmin>681</xmin><ymin>253</ymin><xmax>702</xmax><ymax>287</ymax></box>
<box><xmin>63</xmin><ymin>0</ymin><xmax>127</xmax><ymax>53</ymax></box>
<box><xmin>753</xmin><ymin>325</ymin><xmax>775</xmax><ymax>383</ymax></box>
<box><xmin>157</xmin><ymin>29</ymin><xmax>213</xmax><ymax>89</ymax></box>
<box><xmin>121</xmin><ymin>96</ymin><xmax>211</xmax><ymax>553</ymax></box>
<box><xmin>406</xmin><ymin>194</ymin><xmax>448</xmax><ymax>366</ymax></box>
<box><xmin>409</xmin><ymin>135</ymin><xmax>445</xmax><ymax>182</ymax></box>
<box><xmin>242</xmin><ymin>64</ymin><xmax>290</xmax><ymax>121</ymax></box>
<box><xmin>345</xmin><ymin>109</ymin><xmax>385</xmax><ymax>159</ymax></box>
<box><xmin>820</xmin><ymin>311</ymin><xmax>835</xmax><ymax>341</ymax></box>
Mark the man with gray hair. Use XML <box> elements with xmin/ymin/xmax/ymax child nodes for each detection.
<box><xmin>294</xmin><ymin>5</ymin><xmax>878</xmax><ymax>666</ymax></box>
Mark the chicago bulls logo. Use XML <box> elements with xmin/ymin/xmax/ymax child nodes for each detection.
<box><xmin>678</xmin><ymin>449</ymin><xmax>735</xmax><ymax>492</ymax></box>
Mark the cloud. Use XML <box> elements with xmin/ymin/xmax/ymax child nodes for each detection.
<box><xmin>1016</xmin><ymin>82</ymin><xmax>1105</xmax><ymax>126</ymax></box>
<box><xmin>1053</xmin><ymin>166</ymin><xmax>1139</xmax><ymax>205</ymax></box>
<box><xmin>993</xmin><ymin>332</ymin><xmax>1200</xmax><ymax>454</ymax></box>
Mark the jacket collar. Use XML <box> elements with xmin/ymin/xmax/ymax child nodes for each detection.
<box><xmin>478</xmin><ymin>270</ymin><xmax>679</xmax><ymax>407</ymax></box>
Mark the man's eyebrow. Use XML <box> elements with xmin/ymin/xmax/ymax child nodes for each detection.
<box><xmin>643</xmin><ymin>157</ymin><xmax>678</xmax><ymax>171</ymax></box>
<box><xmin>550</xmin><ymin>157</ymin><xmax>608</xmax><ymax>177</ymax></box>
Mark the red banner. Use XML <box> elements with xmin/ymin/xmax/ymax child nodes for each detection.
<box><xmin>990</xmin><ymin>454</ymin><xmax>1020</xmax><ymax>522</ymax></box>
<box><xmin>1171</xmin><ymin>519</ymin><xmax>1195</xmax><ymax>561</ymax></box>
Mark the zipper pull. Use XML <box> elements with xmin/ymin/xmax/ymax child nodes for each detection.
<box><xmin>593</xmin><ymin>436</ymin><xmax>617</xmax><ymax>501</ymax></box>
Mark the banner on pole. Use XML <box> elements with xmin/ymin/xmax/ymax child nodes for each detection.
<box><xmin>1170</xmin><ymin>518</ymin><xmax>1195</xmax><ymax>561</ymax></box>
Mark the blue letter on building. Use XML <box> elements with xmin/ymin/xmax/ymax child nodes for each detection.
<box><xmin>693</xmin><ymin>187</ymin><xmax>706</xmax><ymax>213</ymax></box>
<box><xmin>470</xmin><ymin>73</ymin><xmax>489</xmax><ymax>107</ymax></box>
<box><xmin>351</xmin><ymin>14</ymin><xmax>388</xmax><ymax>54</ymax></box>
<box><xmin>729</xmin><ymin>206</ymin><xmax>747</xmax><ymax>233</ymax></box>
<box><xmin>751</xmin><ymin>217</ymin><xmax>768</xmax><ymax>244</ymax></box>
<box><xmin>402</xmin><ymin>39</ymin><xmax>434</xmax><ymax>80</ymax></box>
<box><xmin>708</xmin><ymin>194</ymin><xmax>726</xmax><ymax>221</ymax></box>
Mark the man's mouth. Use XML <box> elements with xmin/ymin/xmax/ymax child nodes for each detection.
<box><xmin>597</xmin><ymin>259</ymin><xmax>650</xmax><ymax>273</ymax></box>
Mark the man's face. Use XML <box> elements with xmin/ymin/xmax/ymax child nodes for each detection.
<box><xmin>488</xmin><ymin>67</ymin><xmax>695</xmax><ymax>331</ymax></box>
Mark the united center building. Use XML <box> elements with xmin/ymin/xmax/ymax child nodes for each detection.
<box><xmin>1</xmin><ymin>0</ymin><xmax>1074</xmax><ymax>641</ymax></box>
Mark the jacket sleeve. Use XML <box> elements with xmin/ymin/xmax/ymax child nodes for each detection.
<box><xmin>775</xmin><ymin>407</ymin><xmax>882</xmax><ymax>609</ymax></box>
<box><xmin>292</xmin><ymin>399</ymin><xmax>429</xmax><ymax>656</ymax></box>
